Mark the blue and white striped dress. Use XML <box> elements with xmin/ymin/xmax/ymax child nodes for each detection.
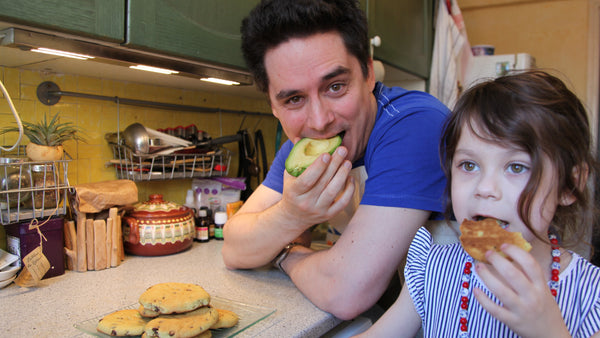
<box><xmin>405</xmin><ymin>227</ymin><xmax>600</xmax><ymax>337</ymax></box>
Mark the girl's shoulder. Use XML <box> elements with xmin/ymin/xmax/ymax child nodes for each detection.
<box><xmin>565</xmin><ymin>252</ymin><xmax>600</xmax><ymax>285</ymax></box>
<box><xmin>408</xmin><ymin>227</ymin><xmax>466</xmax><ymax>268</ymax></box>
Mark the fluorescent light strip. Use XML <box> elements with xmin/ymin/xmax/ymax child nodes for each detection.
<box><xmin>200</xmin><ymin>77</ymin><xmax>240</xmax><ymax>86</ymax></box>
<box><xmin>31</xmin><ymin>47</ymin><xmax>95</xmax><ymax>60</ymax></box>
<box><xmin>129</xmin><ymin>65</ymin><xmax>179</xmax><ymax>75</ymax></box>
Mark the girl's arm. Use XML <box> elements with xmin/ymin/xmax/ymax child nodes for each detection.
<box><xmin>474</xmin><ymin>244</ymin><xmax>571</xmax><ymax>338</ymax></box>
<box><xmin>354</xmin><ymin>282</ymin><xmax>421</xmax><ymax>337</ymax></box>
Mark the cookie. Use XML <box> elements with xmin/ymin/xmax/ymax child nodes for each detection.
<box><xmin>97</xmin><ymin>309</ymin><xmax>149</xmax><ymax>336</ymax></box>
<box><xmin>210</xmin><ymin>308</ymin><xmax>240</xmax><ymax>329</ymax></box>
<box><xmin>459</xmin><ymin>218</ymin><xmax>532</xmax><ymax>263</ymax></box>
<box><xmin>138</xmin><ymin>304</ymin><xmax>160</xmax><ymax>318</ymax></box>
<box><xmin>139</xmin><ymin>282</ymin><xmax>211</xmax><ymax>314</ymax></box>
<box><xmin>143</xmin><ymin>305</ymin><xmax>219</xmax><ymax>338</ymax></box>
<box><xmin>142</xmin><ymin>330</ymin><xmax>211</xmax><ymax>338</ymax></box>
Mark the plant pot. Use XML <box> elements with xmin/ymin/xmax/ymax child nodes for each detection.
<box><xmin>26</xmin><ymin>143</ymin><xmax>63</xmax><ymax>162</ymax></box>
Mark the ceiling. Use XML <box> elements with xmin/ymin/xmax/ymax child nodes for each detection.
<box><xmin>0</xmin><ymin>23</ymin><xmax>422</xmax><ymax>101</ymax></box>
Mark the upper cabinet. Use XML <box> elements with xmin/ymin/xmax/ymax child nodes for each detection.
<box><xmin>125</xmin><ymin>0</ymin><xmax>260</xmax><ymax>70</ymax></box>
<box><xmin>361</xmin><ymin>0</ymin><xmax>434</xmax><ymax>79</ymax></box>
<box><xmin>0</xmin><ymin>0</ymin><xmax>125</xmax><ymax>43</ymax></box>
<box><xmin>0</xmin><ymin>0</ymin><xmax>433</xmax><ymax>77</ymax></box>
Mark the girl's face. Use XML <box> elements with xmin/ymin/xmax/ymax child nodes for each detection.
<box><xmin>451</xmin><ymin>124</ymin><xmax>561</xmax><ymax>243</ymax></box>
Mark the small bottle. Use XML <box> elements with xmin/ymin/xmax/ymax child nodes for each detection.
<box><xmin>202</xmin><ymin>207</ymin><xmax>215</xmax><ymax>239</ymax></box>
<box><xmin>214</xmin><ymin>211</ymin><xmax>227</xmax><ymax>240</ymax></box>
<box><xmin>195</xmin><ymin>209</ymin><xmax>210</xmax><ymax>242</ymax></box>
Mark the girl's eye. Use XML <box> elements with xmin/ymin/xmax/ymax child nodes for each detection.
<box><xmin>458</xmin><ymin>161</ymin><xmax>478</xmax><ymax>172</ymax></box>
<box><xmin>507</xmin><ymin>163</ymin><xmax>528</xmax><ymax>174</ymax></box>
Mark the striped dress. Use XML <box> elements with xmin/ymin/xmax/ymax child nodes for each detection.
<box><xmin>405</xmin><ymin>227</ymin><xmax>600</xmax><ymax>337</ymax></box>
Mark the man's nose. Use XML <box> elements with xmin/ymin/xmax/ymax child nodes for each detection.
<box><xmin>307</xmin><ymin>99</ymin><xmax>334</xmax><ymax>132</ymax></box>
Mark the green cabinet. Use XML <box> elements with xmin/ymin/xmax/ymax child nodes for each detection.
<box><xmin>126</xmin><ymin>0</ymin><xmax>260</xmax><ymax>70</ymax></box>
<box><xmin>362</xmin><ymin>0</ymin><xmax>434</xmax><ymax>79</ymax></box>
<box><xmin>0</xmin><ymin>0</ymin><xmax>125</xmax><ymax>43</ymax></box>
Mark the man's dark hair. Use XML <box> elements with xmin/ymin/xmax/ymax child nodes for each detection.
<box><xmin>241</xmin><ymin>0</ymin><xmax>370</xmax><ymax>93</ymax></box>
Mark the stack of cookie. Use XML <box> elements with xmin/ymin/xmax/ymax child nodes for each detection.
<box><xmin>97</xmin><ymin>282</ymin><xmax>239</xmax><ymax>337</ymax></box>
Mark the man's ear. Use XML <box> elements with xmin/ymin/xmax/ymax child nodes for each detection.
<box><xmin>560</xmin><ymin>164</ymin><xmax>589</xmax><ymax>206</ymax></box>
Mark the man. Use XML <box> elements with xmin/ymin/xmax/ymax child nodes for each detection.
<box><xmin>222</xmin><ymin>0</ymin><xmax>449</xmax><ymax>320</ymax></box>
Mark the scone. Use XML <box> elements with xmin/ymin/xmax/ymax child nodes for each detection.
<box><xmin>210</xmin><ymin>308</ymin><xmax>240</xmax><ymax>329</ymax></box>
<box><xmin>459</xmin><ymin>218</ymin><xmax>532</xmax><ymax>263</ymax></box>
<box><xmin>139</xmin><ymin>282</ymin><xmax>211</xmax><ymax>314</ymax></box>
<box><xmin>138</xmin><ymin>304</ymin><xmax>160</xmax><ymax>318</ymax></box>
<box><xmin>143</xmin><ymin>305</ymin><xmax>219</xmax><ymax>338</ymax></box>
<box><xmin>97</xmin><ymin>309</ymin><xmax>149</xmax><ymax>336</ymax></box>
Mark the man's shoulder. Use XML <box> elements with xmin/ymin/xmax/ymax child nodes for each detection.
<box><xmin>375</xmin><ymin>82</ymin><xmax>449</xmax><ymax>117</ymax></box>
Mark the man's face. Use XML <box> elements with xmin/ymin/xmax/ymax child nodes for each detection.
<box><xmin>264</xmin><ymin>31</ymin><xmax>377</xmax><ymax>163</ymax></box>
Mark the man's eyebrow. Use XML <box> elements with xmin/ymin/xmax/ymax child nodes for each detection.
<box><xmin>322</xmin><ymin>66</ymin><xmax>350</xmax><ymax>81</ymax></box>
<box><xmin>275</xmin><ymin>89</ymin><xmax>301</xmax><ymax>101</ymax></box>
<box><xmin>274</xmin><ymin>66</ymin><xmax>351</xmax><ymax>101</ymax></box>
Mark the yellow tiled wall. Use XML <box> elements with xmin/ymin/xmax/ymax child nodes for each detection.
<box><xmin>0</xmin><ymin>66</ymin><xmax>281</xmax><ymax>205</ymax></box>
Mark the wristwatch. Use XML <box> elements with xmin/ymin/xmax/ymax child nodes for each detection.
<box><xmin>274</xmin><ymin>242</ymin><xmax>303</xmax><ymax>273</ymax></box>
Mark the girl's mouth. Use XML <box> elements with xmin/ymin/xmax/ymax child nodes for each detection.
<box><xmin>473</xmin><ymin>215</ymin><xmax>508</xmax><ymax>229</ymax></box>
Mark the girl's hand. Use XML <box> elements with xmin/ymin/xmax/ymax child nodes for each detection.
<box><xmin>473</xmin><ymin>243</ymin><xmax>571</xmax><ymax>338</ymax></box>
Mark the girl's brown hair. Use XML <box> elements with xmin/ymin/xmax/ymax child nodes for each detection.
<box><xmin>440</xmin><ymin>70</ymin><xmax>598</xmax><ymax>245</ymax></box>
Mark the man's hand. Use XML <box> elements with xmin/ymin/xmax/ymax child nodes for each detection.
<box><xmin>279</xmin><ymin>146</ymin><xmax>355</xmax><ymax>229</ymax></box>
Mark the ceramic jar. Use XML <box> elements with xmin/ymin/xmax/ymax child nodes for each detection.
<box><xmin>123</xmin><ymin>194</ymin><xmax>194</xmax><ymax>256</ymax></box>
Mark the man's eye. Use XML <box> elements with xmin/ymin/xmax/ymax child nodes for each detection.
<box><xmin>286</xmin><ymin>96</ymin><xmax>302</xmax><ymax>105</ymax></box>
<box><xmin>330</xmin><ymin>83</ymin><xmax>342</xmax><ymax>92</ymax></box>
<box><xmin>508</xmin><ymin>163</ymin><xmax>528</xmax><ymax>174</ymax></box>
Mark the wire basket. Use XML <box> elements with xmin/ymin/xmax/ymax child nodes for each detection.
<box><xmin>111</xmin><ymin>145</ymin><xmax>231</xmax><ymax>181</ymax></box>
<box><xmin>0</xmin><ymin>146</ymin><xmax>71</xmax><ymax>225</ymax></box>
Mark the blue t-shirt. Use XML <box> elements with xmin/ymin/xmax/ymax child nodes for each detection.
<box><xmin>263</xmin><ymin>82</ymin><xmax>449</xmax><ymax>217</ymax></box>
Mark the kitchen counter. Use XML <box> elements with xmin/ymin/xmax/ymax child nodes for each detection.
<box><xmin>0</xmin><ymin>240</ymin><xmax>342</xmax><ymax>337</ymax></box>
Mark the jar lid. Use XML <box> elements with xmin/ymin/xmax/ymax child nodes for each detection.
<box><xmin>214</xmin><ymin>211</ymin><xmax>227</xmax><ymax>224</ymax></box>
<box><xmin>130</xmin><ymin>194</ymin><xmax>190</xmax><ymax>218</ymax></box>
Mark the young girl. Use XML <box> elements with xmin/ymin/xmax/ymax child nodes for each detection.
<box><xmin>357</xmin><ymin>71</ymin><xmax>600</xmax><ymax>337</ymax></box>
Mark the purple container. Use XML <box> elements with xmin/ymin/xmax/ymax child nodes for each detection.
<box><xmin>4</xmin><ymin>217</ymin><xmax>65</xmax><ymax>279</ymax></box>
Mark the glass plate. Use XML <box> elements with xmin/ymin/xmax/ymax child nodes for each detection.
<box><xmin>74</xmin><ymin>296</ymin><xmax>276</xmax><ymax>337</ymax></box>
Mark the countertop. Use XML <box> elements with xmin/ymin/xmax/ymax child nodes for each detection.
<box><xmin>0</xmin><ymin>240</ymin><xmax>342</xmax><ymax>337</ymax></box>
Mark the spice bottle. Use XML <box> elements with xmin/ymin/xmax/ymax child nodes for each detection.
<box><xmin>195</xmin><ymin>209</ymin><xmax>210</xmax><ymax>243</ymax></box>
<box><xmin>214</xmin><ymin>211</ymin><xmax>227</xmax><ymax>240</ymax></box>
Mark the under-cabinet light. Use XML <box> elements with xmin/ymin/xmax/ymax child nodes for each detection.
<box><xmin>129</xmin><ymin>65</ymin><xmax>179</xmax><ymax>75</ymax></box>
<box><xmin>31</xmin><ymin>47</ymin><xmax>95</xmax><ymax>60</ymax></box>
<box><xmin>200</xmin><ymin>77</ymin><xmax>240</xmax><ymax>86</ymax></box>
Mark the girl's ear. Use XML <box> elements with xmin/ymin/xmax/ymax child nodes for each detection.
<box><xmin>560</xmin><ymin>164</ymin><xmax>589</xmax><ymax>206</ymax></box>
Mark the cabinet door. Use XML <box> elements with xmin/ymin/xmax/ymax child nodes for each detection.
<box><xmin>0</xmin><ymin>0</ymin><xmax>125</xmax><ymax>42</ymax></box>
<box><xmin>127</xmin><ymin>0</ymin><xmax>259</xmax><ymax>70</ymax></box>
<box><xmin>365</xmin><ymin>0</ymin><xmax>434</xmax><ymax>79</ymax></box>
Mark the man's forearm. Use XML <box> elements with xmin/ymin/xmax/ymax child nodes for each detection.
<box><xmin>222</xmin><ymin>202</ymin><xmax>312</xmax><ymax>269</ymax></box>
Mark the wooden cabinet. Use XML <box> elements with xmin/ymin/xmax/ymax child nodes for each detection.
<box><xmin>0</xmin><ymin>0</ymin><xmax>125</xmax><ymax>43</ymax></box>
<box><xmin>126</xmin><ymin>0</ymin><xmax>260</xmax><ymax>70</ymax></box>
<box><xmin>362</xmin><ymin>0</ymin><xmax>434</xmax><ymax>79</ymax></box>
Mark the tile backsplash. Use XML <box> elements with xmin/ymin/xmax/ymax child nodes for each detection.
<box><xmin>0</xmin><ymin>66</ymin><xmax>279</xmax><ymax>205</ymax></box>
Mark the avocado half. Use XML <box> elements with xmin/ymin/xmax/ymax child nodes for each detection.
<box><xmin>285</xmin><ymin>135</ymin><xmax>343</xmax><ymax>177</ymax></box>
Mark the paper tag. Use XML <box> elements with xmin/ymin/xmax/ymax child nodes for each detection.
<box><xmin>14</xmin><ymin>246</ymin><xmax>50</xmax><ymax>287</ymax></box>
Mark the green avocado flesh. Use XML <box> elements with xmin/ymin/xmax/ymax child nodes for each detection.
<box><xmin>285</xmin><ymin>135</ymin><xmax>343</xmax><ymax>177</ymax></box>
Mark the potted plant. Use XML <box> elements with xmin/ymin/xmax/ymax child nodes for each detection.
<box><xmin>0</xmin><ymin>112</ymin><xmax>86</xmax><ymax>161</ymax></box>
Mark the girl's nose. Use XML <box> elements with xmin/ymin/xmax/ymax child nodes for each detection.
<box><xmin>475</xmin><ymin>172</ymin><xmax>501</xmax><ymax>200</ymax></box>
<box><xmin>307</xmin><ymin>99</ymin><xmax>334</xmax><ymax>132</ymax></box>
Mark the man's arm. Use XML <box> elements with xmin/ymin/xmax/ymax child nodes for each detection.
<box><xmin>282</xmin><ymin>205</ymin><xmax>429</xmax><ymax>320</ymax></box>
